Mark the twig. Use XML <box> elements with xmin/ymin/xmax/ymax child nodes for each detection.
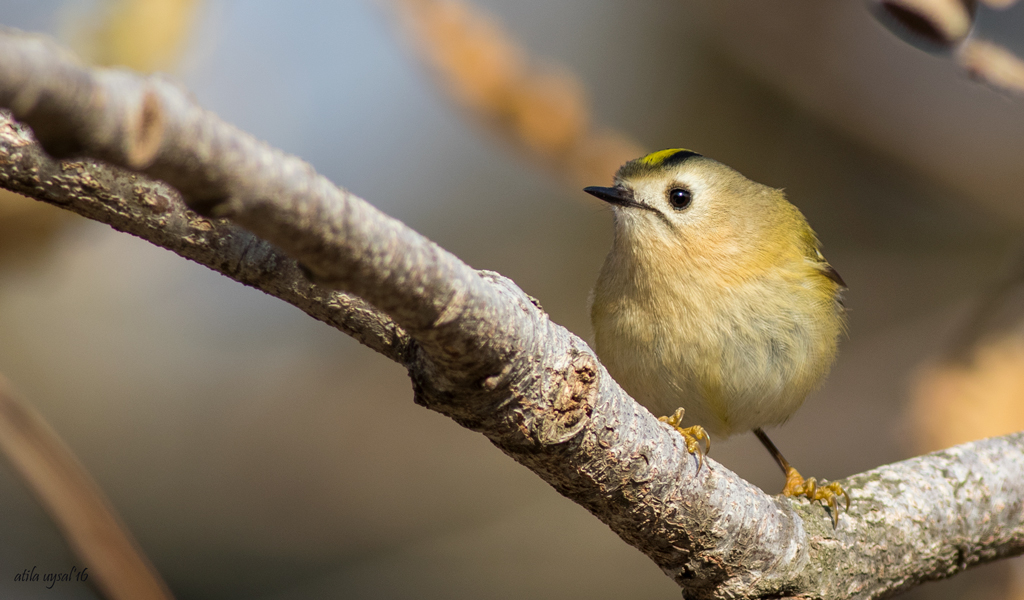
<box><xmin>0</xmin><ymin>375</ymin><xmax>174</xmax><ymax>600</ymax></box>
<box><xmin>872</xmin><ymin>0</ymin><xmax>1024</xmax><ymax>96</ymax></box>
<box><xmin>874</xmin><ymin>0</ymin><xmax>975</xmax><ymax>46</ymax></box>
<box><xmin>959</xmin><ymin>38</ymin><xmax>1024</xmax><ymax>95</ymax></box>
<box><xmin>386</xmin><ymin>0</ymin><xmax>644</xmax><ymax>186</ymax></box>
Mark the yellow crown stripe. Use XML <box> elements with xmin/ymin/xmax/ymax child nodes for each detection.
<box><xmin>638</xmin><ymin>148</ymin><xmax>698</xmax><ymax>167</ymax></box>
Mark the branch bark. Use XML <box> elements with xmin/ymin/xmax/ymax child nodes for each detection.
<box><xmin>0</xmin><ymin>92</ymin><xmax>410</xmax><ymax>363</ymax></box>
<box><xmin>1</xmin><ymin>26</ymin><xmax>1023</xmax><ymax>599</ymax></box>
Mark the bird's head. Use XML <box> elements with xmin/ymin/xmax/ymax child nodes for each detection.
<box><xmin>584</xmin><ymin>149</ymin><xmax>808</xmax><ymax>268</ymax></box>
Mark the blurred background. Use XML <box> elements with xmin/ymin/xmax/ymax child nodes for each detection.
<box><xmin>1</xmin><ymin>0</ymin><xmax>1023</xmax><ymax>598</ymax></box>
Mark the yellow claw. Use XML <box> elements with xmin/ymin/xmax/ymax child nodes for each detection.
<box><xmin>782</xmin><ymin>466</ymin><xmax>850</xmax><ymax>528</ymax></box>
<box><xmin>658</xmin><ymin>407</ymin><xmax>711</xmax><ymax>473</ymax></box>
<box><xmin>754</xmin><ymin>428</ymin><xmax>850</xmax><ymax>528</ymax></box>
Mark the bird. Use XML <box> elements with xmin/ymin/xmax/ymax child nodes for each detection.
<box><xmin>585</xmin><ymin>148</ymin><xmax>848</xmax><ymax>525</ymax></box>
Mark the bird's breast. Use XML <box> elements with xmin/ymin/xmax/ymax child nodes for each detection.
<box><xmin>592</xmin><ymin>259</ymin><xmax>841</xmax><ymax>438</ymax></box>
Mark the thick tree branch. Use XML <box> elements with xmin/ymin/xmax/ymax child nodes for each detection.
<box><xmin>1</xmin><ymin>27</ymin><xmax>1023</xmax><ymax>599</ymax></box>
<box><xmin>0</xmin><ymin>108</ymin><xmax>410</xmax><ymax>363</ymax></box>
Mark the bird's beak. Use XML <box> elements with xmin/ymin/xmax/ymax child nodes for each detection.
<box><xmin>585</xmin><ymin>184</ymin><xmax>672</xmax><ymax>228</ymax></box>
<box><xmin>584</xmin><ymin>186</ymin><xmax>634</xmax><ymax>207</ymax></box>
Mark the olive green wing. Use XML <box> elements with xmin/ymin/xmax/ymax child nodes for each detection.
<box><xmin>814</xmin><ymin>248</ymin><xmax>846</xmax><ymax>288</ymax></box>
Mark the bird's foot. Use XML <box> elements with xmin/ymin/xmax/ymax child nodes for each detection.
<box><xmin>658</xmin><ymin>408</ymin><xmax>711</xmax><ymax>473</ymax></box>
<box><xmin>782</xmin><ymin>466</ymin><xmax>850</xmax><ymax>528</ymax></box>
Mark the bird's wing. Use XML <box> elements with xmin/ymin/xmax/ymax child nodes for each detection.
<box><xmin>813</xmin><ymin>248</ymin><xmax>846</xmax><ymax>289</ymax></box>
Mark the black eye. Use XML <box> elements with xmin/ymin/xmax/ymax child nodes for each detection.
<box><xmin>668</xmin><ymin>188</ymin><xmax>691</xmax><ymax>209</ymax></box>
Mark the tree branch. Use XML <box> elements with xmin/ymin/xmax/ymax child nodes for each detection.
<box><xmin>1</xmin><ymin>26</ymin><xmax>1023</xmax><ymax>599</ymax></box>
<box><xmin>0</xmin><ymin>100</ymin><xmax>410</xmax><ymax>364</ymax></box>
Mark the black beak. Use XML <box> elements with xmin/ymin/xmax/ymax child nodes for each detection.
<box><xmin>584</xmin><ymin>186</ymin><xmax>658</xmax><ymax>215</ymax></box>
<box><xmin>584</xmin><ymin>185</ymin><xmax>672</xmax><ymax>228</ymax></box>
<box><xmin>584</xmin><ymin>186</ymin><xmax>634</xmax><ymax>207</ymax></box>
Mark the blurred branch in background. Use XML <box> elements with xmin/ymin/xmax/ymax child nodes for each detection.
<box><xmin>880</xmin><ymin>0</ymin><xmax>1024</xmax><ymax>521</ymax></box>
<box><xmin>878</xmin><ymin>3</ymin><xmax>1024</xmax><ymax>566</ymax></box>
<box><xmin>960</xmin><ymin>38</ymin><xmax>1024</xmax><ymax>93</ymax></box>
<box><xmin>874</xmin><ymin>0</ymin><xmax>1024</xmax><ymax>93</ymax></box>
<box><xmin>875</xmin><ymin>0</ymin><xmax>976</xmax><ymax>46</ymax></box>
<box><xmin>911</xmin><ymin>240</ymin><xmax>1024</xmax><ymax>451</ymax></box>
<box><xmin>981</xmin><ymin>0</ymin><xmax>1022</xmax><ymax>8</ymax></box>
<box><xmin>910</xmin><ymin>242</ymin><xmax>1024</xmax><ymax>600</ymax></box>
<box><xmin>386</xmin><ymin>0</ymin><xmax>643</xmax><ymax>186</ymax></box>
<box><xmin>0</xmin><ymin>375</ymin><xmax>173</xmax><ymax>600</ymax></box>
<box><xmin>912</xmin><ymin>338</ymin><xmax>1024</xmax><ymax>452</ymax></box>
<box><xmin>64</xmin><ymin>0</ymin><xmax>201</xmax><ymax>73</ymax></box>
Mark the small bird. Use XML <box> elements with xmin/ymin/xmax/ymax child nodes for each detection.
<box><xmin>586</xmin><ymin>149</ymin><xmax>848</xmax><ymax>525</ymax></box>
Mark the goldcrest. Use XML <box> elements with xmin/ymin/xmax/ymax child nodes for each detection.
<box><xmin>585</xmin><ymin>149</ymin><xmax>848</xmax><ymax>524</ymax></box>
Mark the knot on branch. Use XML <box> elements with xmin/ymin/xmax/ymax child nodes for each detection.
<box><xmin>405</xmin><ymin>270</ymin><xmax>597</xmax><ymax>451</ymax></box>
<box><xmin>0</xmin><ymin>29</ymin><xmax>169</xmax><ymax>169</ymax></box>
<box><xmin>534</xmin><ymin>349</ymin><xmax>596</xmax><ymax>446</ymax></box>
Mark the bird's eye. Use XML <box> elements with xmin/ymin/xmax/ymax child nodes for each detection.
<box><xmin>668</xmin><ymin>188</ymin><xmax>691</xmax><ymax>210</ymax></box>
